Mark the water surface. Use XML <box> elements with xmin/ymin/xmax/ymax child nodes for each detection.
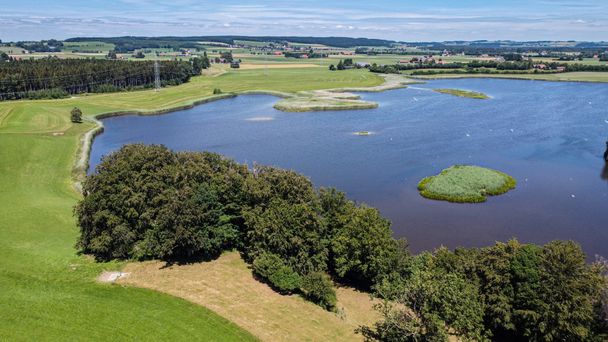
<box><xmin>90</xmin><ymin>78</ymin><xmax>608</xmax><ymax>257</ymax></box>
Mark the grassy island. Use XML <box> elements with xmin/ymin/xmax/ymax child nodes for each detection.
<box><xmin>418</xmin><ymin>165</ymin><xmax>516</xmax><ymax>203</ymax></box>
<box><xmin>433</xmin><ymin>88</ymin><xmax>490</xmax><ymax>99</ymax></box>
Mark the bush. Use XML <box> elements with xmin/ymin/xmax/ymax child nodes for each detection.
<box><xmin>70</xmin><ymin>107</ymin><xmax>82</xmax><ymax>123</ymax></box>
<box><xmin>301</xmin><ymin>272</ymin><xmax>337</xmax><ymax>311</ymax></box>
<box><xmin>252</xmin><ymin>253</ymin><xmax>301</xmax><ymax>293</ymax></box>
<box><xmin>213</xmin><ymin>88</ymin><xmax>222</xmax><ymax>94</ymax></box>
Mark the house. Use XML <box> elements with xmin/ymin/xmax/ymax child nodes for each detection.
<box><xmin>534</xmin><ymin>64</ymin><xmax>547</xmax><ymax>70</ymax></box>
<box><xmin>556</xmin><ymin>66</ymin><xmax>566</xmax><ymax>72</ymax></box>
<box><xmin>273</xmin><ymin>51</ymin><xmax>282</xmax><ymax>56</ymax></box>
<box><xmin>230</xmin><ymin>61</ymin><xmax>240</xmax><ymax>68</ymax></box>
<box><xmin>300</xmin><ymin>54</ymin><xmax>309</xmax><ymax>59</ymax></box>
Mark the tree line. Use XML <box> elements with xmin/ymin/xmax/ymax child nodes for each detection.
<box><xmin>75</xmin><ymin>144</ymin><xmax>608</xmax><ymax>341</ymax></box>
<box><xmin>0</xmin><ymin>57</ymin><xmax>207</xmax><ymax>100</ymax></box>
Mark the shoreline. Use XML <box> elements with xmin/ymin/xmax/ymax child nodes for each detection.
<box><xmin>72</xmin><ymin>74</ymin><xmax>413</xmax><ymax>190</ymax></box>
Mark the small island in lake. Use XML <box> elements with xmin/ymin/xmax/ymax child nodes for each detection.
<box><xmin>433</xmin><ymin>88</ymin><xmax>490</xmax><ymax>99</ymax></box>
<box><xmin>418</xmin><ymin>165</ymin><xmax>516</xmax><ymax>203</ymax></box>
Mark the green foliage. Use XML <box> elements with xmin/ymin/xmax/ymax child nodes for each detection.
<box><xmin>332</xmin><ymin>205</ymin><xmax>405</xmax><ymax>287</ymax></box>
<box><xmin>213</xmin><ymin>88</ymin><xmax>223</xmax><ymax>94</ymax></box>
<box><xmin>243</xmin><ymin>198</ymin><xmax>327</xmax><ymax>274</ymax></box>
<box><xmin>362</xmin><ymin>253</ymin><xmax>488</xmax><ymax>342</ymax></box>
<box><xmin>301</xmin><ymin>272</ymin><xmax>337</xmax><ymax>311</ymax></box>
<box><xmin>433</xmin><ymin>88</ymin><xmax>490</xmax><ymax>99</ymax></box>
<box><xmin>70</xmin><ymin>107</ymin><xmax>82</xmax><ymax>123</ymax></box>
<box><xmin>329</xmin><ymin>64</ymin><xmax>336</xmax><ymax>71</ymax></box>
<box><xmin>0</xmin><ymin>58</ymin><xmax>197</xmax><ymax>100</ymax></box>
<box><xmin>364</xmin><ymin>240</ymin><xmax>607</xmax><ymax>341</ymax></box>
<box><xmin>418</xmin><ymin>165</ymin><xmax>516</xmax><ymax>203</ymax></box>
<box><xmin>75</xmin><ymin>144</ymin><xmax>248</xmax><ymax>261</ymax></box>
<box><xmin>252</xmin><ymin>253</ymin><xmax>302</xmax><ymax>293</ymax></box>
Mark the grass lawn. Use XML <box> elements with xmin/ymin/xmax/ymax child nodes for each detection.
<box><xmin>433</xmin><ymin>88</ymin><xmax>490</xmax><ymax>99</ymax></box>
<box><xmin>418</xmin><ymin>165</ymin><xmax>517</xmax><ymax>203</ymax></box>
<box><xmin>0</xmin><ymin>67</ymin><xmax>383</xmax><ymax>340</ymax></box>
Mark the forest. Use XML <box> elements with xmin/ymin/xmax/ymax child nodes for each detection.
<box><xmin>0</xmin><ymin>58</ymin><xmax>204</xmax><ymax>100</ymax></box>
<box><xmin>65</xmin><ymin>36</ymin><xmax>395</xmax><ymax>50</ymax></box>
<box><xmin>76</xmin><ymin>144</ymin><xmax>608</xmax><ymax>341</ymax></box>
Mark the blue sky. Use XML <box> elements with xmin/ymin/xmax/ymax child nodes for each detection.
<box><xmin>0</xmin><ymin>0</ymin><xmax>606</xmax><ymax>41</ymax></box>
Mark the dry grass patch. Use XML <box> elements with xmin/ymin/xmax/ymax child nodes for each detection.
<box><xmin>119</xmin><ymin>251</ymin><xmax>379</xmax><ymax>342</ymax></box>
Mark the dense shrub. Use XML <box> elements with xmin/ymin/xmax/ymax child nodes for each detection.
<box><xmin>301</xmin><ymin>272</ymin><xmax>337</xmax><ymax>311</ymax></box>
<box><xmin>252</xmin><ymin>253</ymin><xmax>302</xmax><ymax>293</ymax></box>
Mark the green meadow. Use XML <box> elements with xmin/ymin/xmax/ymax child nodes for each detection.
<box><xmin>0</xmin><ymin>67</ymin><xmax>383</xmax><ymax>340</ymax></box>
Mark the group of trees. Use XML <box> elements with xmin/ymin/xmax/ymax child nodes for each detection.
<box><xmin>361</xmin><ymin>240</ymin><xmax>608</xmax><ymax>341</ymax></box>
<box><xmin>15</xmin><ymin>39</ymin><xmax>63</xmax><ymax>52</ymax></box>
<box><xmin>76</xmin><ymin>144</ymin><xmax>406</xmax><ymax>311</ymax></box>
<box><xmin>0</xmin><ymin>57</ymin><xmax>207</xmax><ymax>100</ymax></box>
<box><xmin>67</xmin><ymin>36</ymin><xmax>394</xmax><ymax>50</ymax></box>
<box><xmin>329</xmin><ymin>59</ymin><xmax>356</xmax><ymax>71</ymax></box>
<box><xmin>76</xmin><ymin>144</ymin><xmax>608</xmax><ymax>340</ymax></box>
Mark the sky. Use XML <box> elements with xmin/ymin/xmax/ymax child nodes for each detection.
<box><xmin>0</xmin><ymin>0</ymin><xmax>606</xmax><ymax>42</ymax></box>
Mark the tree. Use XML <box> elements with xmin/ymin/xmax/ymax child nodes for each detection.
<box><xmin>70</xmin><ymin>107</ymin><xmax>82</xmax><ymax>123</ymax></box>
<box><xmin>329</xmin><ymin>64</ymin><xmax>336</xmax><ymax>71</ymax></box>
<box><xmin>530</xmin><ymin>241</ymin><xmax>604</xmax><ymax>341</ymax></box>
<box><xmin>301</xmin><ymin>272</ymin><xmax>337</xmax><ymax>311</ymax></box>
<box><xmin>360</xmin><ymin>253</ymin><xmax>489</xmax><ymax>342</ymax></box>
<box><xmin>337</xmin><ymin>60</ymin><xmax>345</xmax><ymax>70</ymax></box>
<box><xmin>0</xmin><ymin>52</ymin><xmax>8</xmax><ymax>62</ymax></box>
<box><xmin>202</xmin><ymin>51</ymin><xmax>210</xmax><ymax>68</ymax></box>
<box><xmin>332</xmin><ymin>205</ymin><xmax>404</xmax><ymax>287</ymax></box>
<box><xmin>243</xmin><ymin>199</ymin><xmax>328</xmax><ymax>274</ymax></box>
<box><xmin>106</xmin><ymin>50</ymin><xmax>117</xmax><ymax>59</ymax></box>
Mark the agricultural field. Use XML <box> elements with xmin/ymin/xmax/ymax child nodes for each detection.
<box><xmin>414</xmin><ymin>71</ymin><xmax>608</xmax><ymax>83</ymax></box>
<box><xmin>0</xmin><ymin>66</ymin><xmax>383</xmax><ymax>341</ymax></box>
<box><xmin>62</xmin><ymin>41</ymin><xmax>115</xmax><ymax>52</ymax></box>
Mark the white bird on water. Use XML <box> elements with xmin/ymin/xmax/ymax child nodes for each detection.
<box><xmin>413</xmin><ymin>97</ymin><xmax>418</xmax><ymax>102</ymax></box>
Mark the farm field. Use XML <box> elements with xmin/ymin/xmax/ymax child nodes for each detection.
<box><xmin>0</xmin><ymin>67</ymin><xmax>383</xmax><ymax>341</ymax></box>
<box><xmin>413</xmin><ymin>71</ymin><xmax>608</xmax><ymax>82</ymax></box>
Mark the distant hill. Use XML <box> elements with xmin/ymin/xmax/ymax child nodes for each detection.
<box><xmin>65</xmin><ymin>36</ymin><xmax>396</xmax><ymax>51</ymax></box>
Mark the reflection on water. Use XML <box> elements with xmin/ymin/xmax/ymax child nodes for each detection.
<box><xmin>602</xmin><ymin>163</ymin><xmax>608</xmax><ymax>181</ymax></box>
<box><xmin>89</xmin><ymin>78</ymin><xmax>608</xmax><ymax>259</ymax></box>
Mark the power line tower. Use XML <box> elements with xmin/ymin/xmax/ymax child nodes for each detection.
<box><xmin>154</xmin><ymin>56</ymin><xmax>161</xmax><ymax>92</ymax></box>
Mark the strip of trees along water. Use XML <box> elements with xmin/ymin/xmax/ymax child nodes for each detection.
<box><xmin>0</xmin><ymin>57</ymin><xmax>209</xmax><ymax>101</ymax></box>
<box><xmin>77</xmin><ymin>144</ymin><xmax>608</xmax><ymax>341</ymax></box>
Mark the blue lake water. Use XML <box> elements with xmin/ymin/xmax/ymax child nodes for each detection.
<box><xmin>89</xmin><ymin>78</ymin><xmax>608</xmax><ymax>258</ymax></box>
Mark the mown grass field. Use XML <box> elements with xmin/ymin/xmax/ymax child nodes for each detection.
<box><xmin>0</xmin><ymin>67</ymin><xmax>383</xmax><ymax>340</ymax></box>
<box><xmin>121</xmin><ymin>251</ymin><xmax>379</xmax><ymax>341</ymax></box>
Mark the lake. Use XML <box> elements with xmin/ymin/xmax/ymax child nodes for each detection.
<box><xmin>89</xmin><ymin>78</ymin><xmax>608</xmax><ymax>258</ymax></box>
